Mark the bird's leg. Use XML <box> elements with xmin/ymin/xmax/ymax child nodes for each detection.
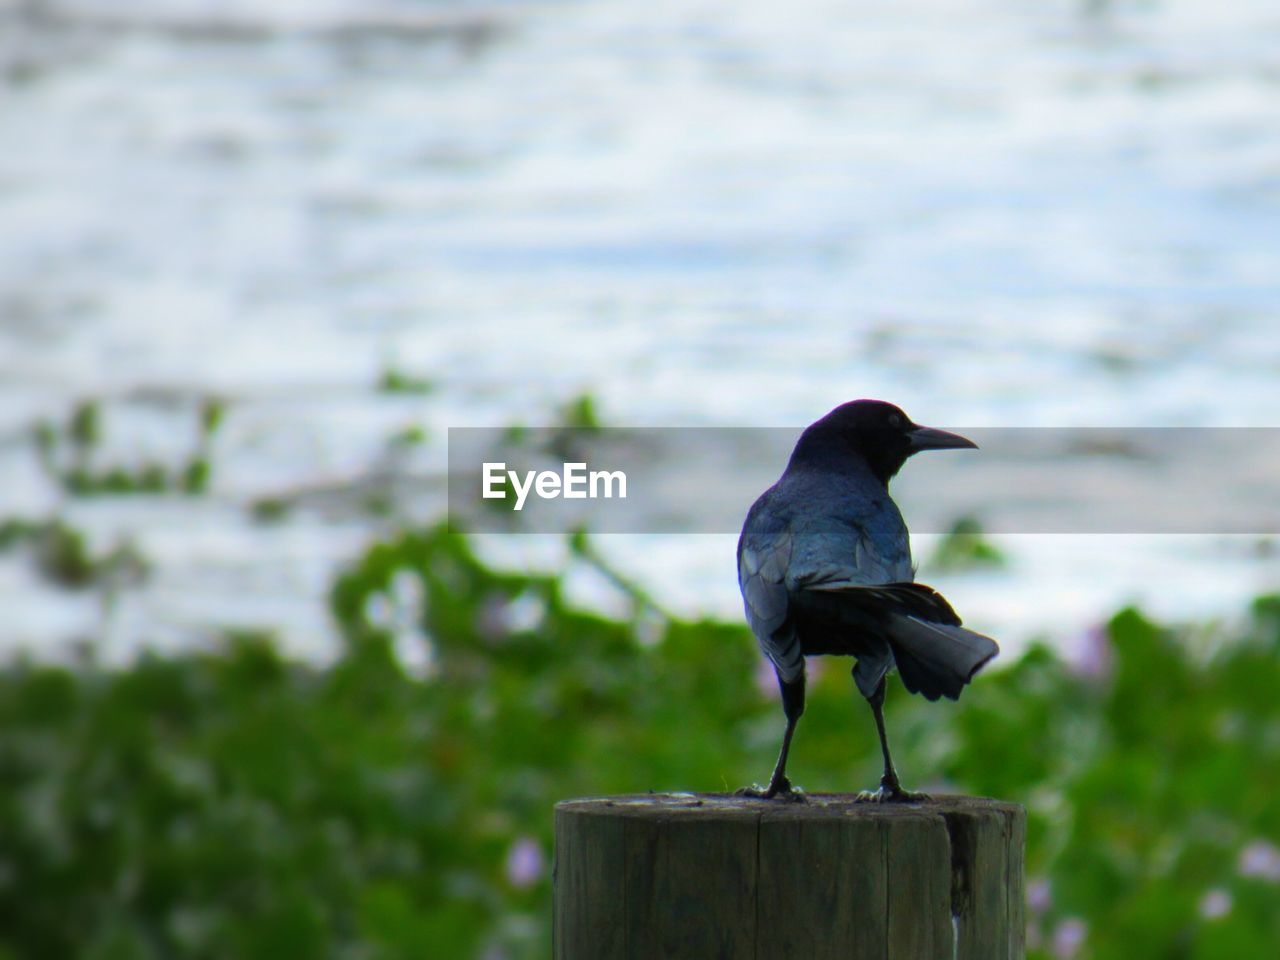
<box><xmin>764</xmin><ymin>712</ymin><xmax>800</xmax><ymax>796</ymax></box>
<box><xmin>857</xmin><ymin>678</ymin><xmax>927</xmax><ymax>803</ymax></box>
<box><xmin>737</xmin><ymin>672</ymin><xmax>805</xmax><ymax>802</ymax></box>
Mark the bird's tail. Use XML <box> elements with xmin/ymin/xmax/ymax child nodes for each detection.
<box><xmin>884</xmin><ymin>613</ymin><xmax>999</xmax><ymax>702</ymax></box>
<box><xmin>798</xmin><ymin>580</ymin><xmax>999</xmax><ymax>701</ymax></box>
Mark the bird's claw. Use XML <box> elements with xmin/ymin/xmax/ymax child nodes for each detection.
<box><xmin>735</xmin><ymin>777</ymin><xmax>806</xmax><ymax>803</ymax></box>
<box><xmin>855</xmin><ymin>779</ymin><xmax>928</xmax><ymax>804</ymax></box>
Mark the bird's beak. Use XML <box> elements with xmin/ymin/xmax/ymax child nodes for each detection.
<box><xmin>907</xmin><ymin>424</ymin><xmax>978</xmax><ymax>452</ymax></box>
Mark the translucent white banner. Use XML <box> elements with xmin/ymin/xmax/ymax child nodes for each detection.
<box><xmin>448</xmin><ymin>427</ymin><xmax>1280</xmax><ymax>534</ymax></box>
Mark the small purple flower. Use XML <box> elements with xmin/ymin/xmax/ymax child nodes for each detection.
<box><xmin>476</xmin><ymin>594</ymin><xmax>512</xmax><ymax>642</ymax></box>
<box><xmin>1238</xmin><ymin>840</ymin><xmax>1280</xmax><ymax>881</ymax></box>
<box><xmin>505</xmin><ymin>836</ymin><xmax>545</xmax><ymax>889</ymax></box>
<box><xmin>1027</xmin><ymin>877</ymin><xmax>1052</xmax><ymax>914</ymax></box>
<box><xmin>1051</xmin><ymin>917</ymin><xmax>1087</xmax><ymax>959</ymax></box>
<box><xmin>1069</xmin><ymin>624</ymin><xmax>1113</xmax><ymax>681</ymax></box>
<box><xmin>1198</xmin><ymin>888</ymin><xmax>1232</xmax><ymax>920</ymax></box>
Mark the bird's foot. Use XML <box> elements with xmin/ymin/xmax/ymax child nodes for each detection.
<box><xmin>735</xmin><ymin>776</ymin><xmax>806</xmax><ymax>803</ymax></box>
<box><xmin>855</xmin><ymin>777</ymin><xmax>928</xmax><ymax>804</ymax></box>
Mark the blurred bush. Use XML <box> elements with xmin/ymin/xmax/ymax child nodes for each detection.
<box><xmin>1</xmin><ymin>527</ymin><xmax>1277</xmax><ymax>959</ymax></box>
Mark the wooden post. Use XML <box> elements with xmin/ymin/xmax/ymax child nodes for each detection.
<box><xmin>554</xmin><ymin>793</ymin><xmax>1025</xmax><ymax>960</ymax></box>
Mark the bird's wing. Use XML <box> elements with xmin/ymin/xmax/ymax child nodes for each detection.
<box><xmin>738</xmin><ymin>527</ymin><xmax>803</xmax><ymax>682</ymax></box>
<box><xmin>788</xmin><ymin>518</ymin><xmax>914</xmax><ymax>589</ymax></box>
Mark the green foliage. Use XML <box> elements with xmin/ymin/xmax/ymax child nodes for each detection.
<box><xmin>34</xmin><ymin>399</ymin><xmax>225</xmax><ymax>497</ymax></box>
<box><xmin>1</xmin><ymin>529</ymin><xmax>1278</xmax><ymax>958</ymax></box>
<box><xmin>249</xmin><ymin>497</ymin><xmax>292</xmax><ymax>525</ymax></box>
<box><xmin>0</xmin><ymin>517</ymin><xmax>148</xmax><ymax>589</ymax></box>
<box><xmin>388</xmin><ymin>424</ymin><xmax>427</xmax><ymax>448</ymax></box>
<box><xmin>69</xmin><ymin>400</ymin><xmax>102</xmax><ymax>448</ymax></box>
<box><xmin>927</xmin><ymin>515</ymin><xmax>1008</xmax><ymax>572</ymax></box>
<box><xmin>378</xmin><ymin>369</ymin><xmax>436</xmax><ymax>395</ymax></box>
<box><xmin>555</xmin><ymin>393</ymin><xmax>601</xmax><ymax>432</ymax></box>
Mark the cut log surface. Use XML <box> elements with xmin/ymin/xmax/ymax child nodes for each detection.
<box><xmin>554</xmin><ymin>793</ymin><xmax>1025</xmax><ymax>960</ymax></box>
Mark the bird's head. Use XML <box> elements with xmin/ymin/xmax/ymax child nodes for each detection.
<box><xmin>791</xmin><ymin>399</ymin><xmax>977</xmax><ymax>484</ymax></box>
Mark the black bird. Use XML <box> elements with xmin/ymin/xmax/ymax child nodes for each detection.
<box><xmin>737</xmin><ymin>399</ymin><xmax>998</xmax><ymax>801</ymax></box>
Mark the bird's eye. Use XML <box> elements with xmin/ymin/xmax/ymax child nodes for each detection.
<box><xmin>887</xmin><ymin>413</ymin><xmax>902</xmax><ymax>428</ymax></box>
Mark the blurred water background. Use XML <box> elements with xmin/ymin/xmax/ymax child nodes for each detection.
<box><xmin>2</xmin><ymin>0</ymin><xmax>1279</xmax><ymax>663</ymax></box>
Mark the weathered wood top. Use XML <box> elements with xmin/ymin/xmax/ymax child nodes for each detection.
<box><xmin>557</xmin><ymin>791</ymin><xmax>1020</xmax><ymax>820</ymax></box>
